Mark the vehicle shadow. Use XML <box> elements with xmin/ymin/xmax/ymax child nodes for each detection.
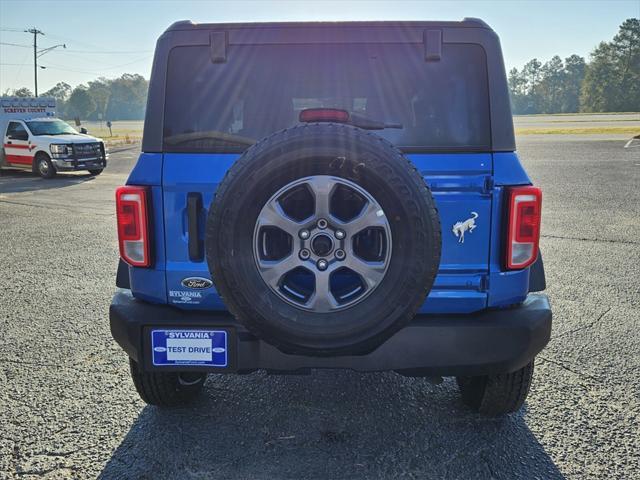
<box><xmin>0</xmin><ymin>168</ymin><xmax>96</xmax><ymax>193</ymax></box>
<box><xmin>99</xmin><ymin>371</ymin><xmax>565</xmax><ymax>479</ymax></box>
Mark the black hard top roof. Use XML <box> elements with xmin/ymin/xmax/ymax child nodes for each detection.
<box><xmin>164</xmin><ymin>18</ymin><xmax>493</xmax><ymax>32</ymax></box>
<box><xmin>142</xmin><ymin>18</ymin><xmax>515</xmax><ymax>152</ymax></box>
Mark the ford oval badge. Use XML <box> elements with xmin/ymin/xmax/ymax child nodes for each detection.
<box><xmin>181</xmin><ymin>277</ymin><xmax>213</xmax><ymax>289</ymax></box>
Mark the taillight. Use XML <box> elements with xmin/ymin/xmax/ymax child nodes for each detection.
<box><xmin>299</xmin><ymin>108</ymin><xmax>350</xmax><ymax>123</ymax></box>
<box><xmin>116</xmin><ymin>186</ymin><xmax>150</xmax><ymax>267</ymax></box>
<box><xmin>505</xmin><ymin>186</ymin><xmax>542</xmax><ymax>269</ymax></box>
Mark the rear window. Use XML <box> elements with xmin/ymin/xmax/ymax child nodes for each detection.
<box><xmin>163</xmin><ymin>43</ymin><xmax>491</xmax><ymax>152</ymax></box>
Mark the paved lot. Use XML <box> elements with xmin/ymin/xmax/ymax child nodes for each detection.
<box><xmin>0</xmin><ymin>136</ymin><xmax>639</xmax><ymax>479</ymax></box>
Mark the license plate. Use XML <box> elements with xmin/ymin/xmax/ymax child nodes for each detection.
<box><xmin>151</xmin><ymin>329</ymin><xmax>228</xmax><ymax>367</ymax></box>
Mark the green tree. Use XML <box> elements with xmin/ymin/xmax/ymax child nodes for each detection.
<box><xmin>86</xmin><ymin>78</ymin><xmax>111</xmax><ymax>121</ymax></box>
<box><xmin>11</xmin><ymin>87</ymin><xmax>34</xmax><ymax>97</ymax></box>
<box><xmin>521</xmin><ymin>58</ymin><xmax>543</xmax><ymax>113</ymax></box>
<box><xmin>539</xmin><ymin>55</ymin><xmax>565</xmax><ymax>113</ymax></box>
<box><xmin>105</xmin><ymin>74</ymin><xmax>148</xmax><ymax>120</ymax></box>
<box><xmin>66</xmin><ymin>86</ymin><xmax>96</xmax><ymax>120</ymax></box>
<box><xmin>42</xmin><ymin>82</ymin><xmax>72</xmax><ymax>117</ymax></box>
<box><xmin>562</xmin><ymin>55</ymin><xmax>586</xmax><ymax>112</ymax></box>
<box><xmin>42</xmin><ymin>82</ymin><xmax>72</xmax><ymax>101</ymax></box>
<box><xmin>581</xmin><ymin>18</ymin><xmax>640</xmax><ymax>112</ymax></box>
<box><xmin>508</xmin><ymin>67</ymin><xmax>528</xmax><ymax>114</ymax></box>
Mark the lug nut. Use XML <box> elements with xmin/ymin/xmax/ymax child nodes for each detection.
<box><xmin>335</xmin><ymin>229</ymin><xmax>345</xmax><ymax>240</ymax></box>
<box><xmin>317</xmin><ymin>259</ymin><xmax>328</xmax><ymax>271</ymax></box>
<box><xmin>299</xmin><ymin>229</ymin><xmax>310</xmax><ymax>240</ymax></box>
<box><xmin>317</xmin><ymin>218</ymin><xmax>328</xmax><ymax>229</ymax></box>
<box><xmin>299</xmin><ymin>249</ymin><xmax>311</xmax><ymax>260</ymax></box>
<box><xmin>335</xmin><ymin>249</ymin><xmax>346</xmax><ymax>260</ymax></box>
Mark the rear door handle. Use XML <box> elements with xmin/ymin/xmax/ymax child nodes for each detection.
<box><xmin>187</xmin><ymin>193</ymin><xmax>203</xmax><ymax>261</ymax></box>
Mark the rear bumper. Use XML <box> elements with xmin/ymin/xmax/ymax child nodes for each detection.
<box><xmin>110</xmin><ymin>289</ymin><xmax>552</xmax><ymax>376</ymax></box>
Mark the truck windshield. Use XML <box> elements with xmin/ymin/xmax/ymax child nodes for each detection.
<box><xmin>163</xmin><ymin>43</ymin><xmax>491</xmax><ymax>153</ymax></box>
<box><xmin>26</xmin><ymin>120</ymin><xmax>78</xmax><ymax>136</ymax></box>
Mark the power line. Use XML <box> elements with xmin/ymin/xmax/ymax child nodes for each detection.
<box><xmin>40</xmin><ymin>55</ymin><xmax>152</xmax><ymax>75</ymax></box>
<box><xmin>0</xmin><ymin>41</ymin><xmax>31</xmax><ymax>48</ymax></box>
<box><xmin>64</xmin><ymin>49</ymin><xmax>153</xmax><ymax>54</ymax></box>
<box><xmin>4</xmin><ymin>29</ymin><xmax>152</xmax><ymax>53</ymax></box>
<box><xmin>37</xmin><ymin>64</ymin><xmax>103</xmax><ymax>75</ymax></box>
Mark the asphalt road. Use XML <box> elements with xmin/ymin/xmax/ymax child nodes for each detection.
<box><xmin>0</xmin><ymin>136</ymin><xmax>639</xmax><ymax>479</ymax></box>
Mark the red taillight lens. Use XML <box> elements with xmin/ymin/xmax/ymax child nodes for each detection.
<box><xmin>116</xmin><ymin>186</ymin><xmax>150</xmax><ymax>267</ymax></box>
<box><xmin>505</xmin><ymin>186</ymin><xmax>542</xmax><ymax>269</ymax></box>
<box><xmin>299</xmin><ymin>108</ymin><xmax>350</xmax><ymax>123</ymax></box>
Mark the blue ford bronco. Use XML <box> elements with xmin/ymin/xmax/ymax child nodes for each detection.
<box><xmin>110</xmin><ymin>18</ymin><xmax>551</xmax><ymax>416</ymax></box>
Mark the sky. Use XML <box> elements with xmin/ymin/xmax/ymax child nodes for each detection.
<box><xmin>1</xmin><ymin>0</ymin><xmax>638</xmax><ymax>94</ymax></box>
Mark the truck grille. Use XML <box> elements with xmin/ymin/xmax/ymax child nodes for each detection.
<box><xmin>73</xmin><ymin>143</ymin><xmax>102</xmax><ymax>158</ymax></box>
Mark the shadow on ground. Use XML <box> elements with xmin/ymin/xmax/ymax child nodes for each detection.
<box><xmin>99</xmin><ymin>371</ymin><xmax>564</xmax><ymax>479</ymax></box>
<box><xmin>0</xmin><ymin>169</ymin><xmax>97</xmax><ymax>193</ymax></box>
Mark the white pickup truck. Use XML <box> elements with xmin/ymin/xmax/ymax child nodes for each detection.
<box><xmin>0</xmin><ymin>97</ymin><xmax>107</xmax><ymax>178</ymax></box>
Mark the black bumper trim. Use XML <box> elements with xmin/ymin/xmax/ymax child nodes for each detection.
<box><xmin>109</xmin><ymin>290</ymin><xmax>552</xmax><ymax>376</ymax></box>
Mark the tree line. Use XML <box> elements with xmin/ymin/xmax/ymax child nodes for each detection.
<box><xmin>5</xmin><ymin>73</ymin><xmax>148</xmax><ymax>121</ymax></box>
<box><xmin>3</xmin><ymin>18</ymin><xmax>638</xmax><ymax>118</ymax></box>
<box><xmin>509</xmin><ymin>18</ymin><xmax>639</xmax><ymax>114</ymax></box>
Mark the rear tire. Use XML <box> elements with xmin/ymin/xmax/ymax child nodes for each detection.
<box><xmin>128</xmin><ymin>358</ymin><xmax>206</xmax><ymax>407</ymax></box>
<box><xmin>88</xmin><ymin>169</ymin><xmax>103</xmax><ymax>176</ymax></box>
<box><xmin>34</xmin><ymin>153</ymin><xmax>56</xmax><ymax>179</ymax></box>
<box><xmin>456</xmin><ymin>360</ymin><xmax>534</xmax><ymax>416</ymax></box>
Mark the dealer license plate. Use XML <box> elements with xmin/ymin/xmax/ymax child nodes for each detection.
<box><xmin>151</xmin><ymin>329</ymin><xmax>228</xmax><ymax>367</ymax></box>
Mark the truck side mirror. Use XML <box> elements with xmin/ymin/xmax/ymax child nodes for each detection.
<box><xmin>80</xmin><ymin>127</ymin><xmax>88</xmax><ymax>134</ymax></box>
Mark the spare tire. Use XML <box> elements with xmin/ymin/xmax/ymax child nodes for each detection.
<box><xmin>206</xmin><ymin>123</ymin><xmax>441</xmax><ymax>356</ymax></box>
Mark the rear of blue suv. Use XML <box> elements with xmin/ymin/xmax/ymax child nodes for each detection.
<box><xmin>110</xmin><ymin>19</ymin><xmax>551</xmax><ymax>415</ymax></box>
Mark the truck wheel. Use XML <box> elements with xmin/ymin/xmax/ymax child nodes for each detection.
<box><xmin>34</xmin><ymin>153</ymin><xmax>56</xmax><ymax>179</ymax></box>
<box><xmin>206</xmin><ymin>123</ymin><xmax>441</xmax><ymax>356</ymax></box>
<box><xmin>456</xmin><ymin>360</ymin><xmax>535</xmax><ymax>416</ymax></box>
<box><xmin>88</xmin><ymin>169</ymin><xmax>103</xmax><ymax>176</ymax></box>
<box><xmin>128</xmin><ymin>358</ymin><xmax>206</xmax><ymax>407</ymax></box>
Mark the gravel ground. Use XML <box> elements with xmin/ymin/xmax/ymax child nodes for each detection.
<box><xmin>0</xmin><ymin>136</ymin><xmax>638</xmax><ymax>479</ymax></box>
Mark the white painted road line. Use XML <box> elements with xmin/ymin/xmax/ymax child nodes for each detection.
<box><xmin>624</xmin><ymin>138</ymin><xmax>640</xmax><ymax>148</ymax></box>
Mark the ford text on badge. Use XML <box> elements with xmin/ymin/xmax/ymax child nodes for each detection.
<box><xmin>181</xmin><ymin>277</ymin><xmax>213</xmax><ymax>289</ymax></box>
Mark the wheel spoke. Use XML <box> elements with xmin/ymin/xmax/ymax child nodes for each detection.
<box><xmin>339</xmin><ymin>201</ymin><xmax>388</xmax><ymax>236</ymax></box>
<box><xmin>257</xmin><ymin>254</ymin><xmax>300</xmax><ymax>289</ymax></box>
<box><xmin>306</xmin><ymin>176</ymin><xmax>337</xmax><ymax>219</ymax></box>
<box><xmin>306</xmin><ymin>269</ymin><xmax>338</xmax><ymax>312</ymax></box>
<box><xmin>256</xmin><ymin>199</ymin><xmax>300</xmax><ymax>236</ymax></box>
<box><xmin>343</xmin><ymin>255</ymin><xmax>387</xmax><ymax>289</ymax></box>
<box><xmin>254</xmin><ymin>175</ymin><xmax>392</xmax><ymax>312</ymax></box>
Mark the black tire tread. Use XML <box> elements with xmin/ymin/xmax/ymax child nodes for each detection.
<box><xmin>457</xmin><ymin>361</ymin><xmax>535</xmax><ymax>416</ymax></box>
<box><xmin>128</xmin><ymin>359</ymin><xmax>205</xmax><ymax>407</ymax></box>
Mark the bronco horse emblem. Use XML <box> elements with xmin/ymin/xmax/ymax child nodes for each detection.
<box><xmin>452</xmin><ymin>212</ymin><xmax>479</xmax><ymax>244</ymax></box>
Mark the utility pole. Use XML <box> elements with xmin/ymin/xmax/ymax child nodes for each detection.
<box><xmin>23</xmin><ymin>28</ymin><xmax>65</xmax><ymax>97</ymax></box>
<box><xmin>25</xmin><ymin>28</ymin><xmax>43</xmax><ymax>96</ymax></box>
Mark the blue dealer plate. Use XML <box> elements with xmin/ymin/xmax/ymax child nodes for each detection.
<box><xmin>151</xmin><ymin>329</ymin><xmax>228</xmax><ymax>367</ymax></box>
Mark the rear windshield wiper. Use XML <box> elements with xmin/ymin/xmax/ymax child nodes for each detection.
<box><xmin>164</xmin><ymin>131</ymin><xmax>255</xmax><ymax>147</ymax></box>
<box><xmin>299</xmin><ymin>108</ymin><xmax>403</xmax><ymax>130</ymax></box>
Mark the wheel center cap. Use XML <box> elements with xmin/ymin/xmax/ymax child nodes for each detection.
<box><xmin>311</xmin><ymin>234</ymin><xmax>334</xmax><ymax>256</ymax></box>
